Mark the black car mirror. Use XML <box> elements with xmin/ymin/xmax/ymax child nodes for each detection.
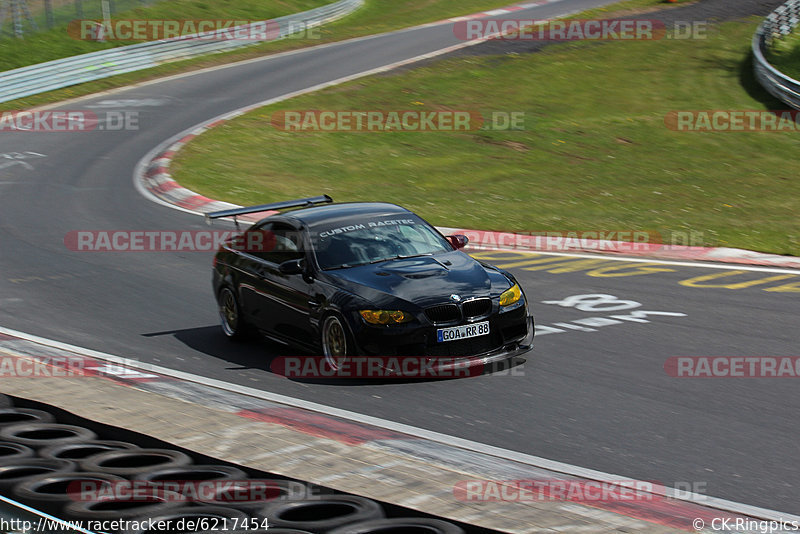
<box><xmin>278</xmin><ymin>258</ymin><xmax>305</xmax><ymax>275</ymax></box>
<box><xmin>447</xmin><ymin>234</ymin><xmax>469</xmax><ymax>250</ymax></box>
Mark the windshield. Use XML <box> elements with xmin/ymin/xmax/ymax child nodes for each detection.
<box><xmin>312</xmin><ymin>215</ymin><xmax>453</xmax><ymax>270</ymax></box>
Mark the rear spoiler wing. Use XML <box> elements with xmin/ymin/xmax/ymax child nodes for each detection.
<box><xmin>204</xmin><ymin>195</ymin><xmax>333</xmax><ymax>227</ymax></box>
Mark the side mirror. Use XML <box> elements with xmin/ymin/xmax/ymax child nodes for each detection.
<box><xmin>279</xmin><ymin>258</ymin><xmax>305</xmax><ymax>275</ymax></box>
<box><xmin>447</xmin><ymin>234</ymin><xmax>469</xmax><ymax>250</ymax></box>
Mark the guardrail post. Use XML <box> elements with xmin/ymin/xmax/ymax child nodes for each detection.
<box><xmin>11</xmin><ymin>0</ymin><xmax>21</xmax><ymax>37</ymax></box>
<box><xmin>44</xmin><ymin>0</ymin><xmax>53</xmax><ymax>28</ymax></box>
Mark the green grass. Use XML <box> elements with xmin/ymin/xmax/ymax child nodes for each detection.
<box><xmin>1</xmin><ymin>0</ymin><xmax>160</xmax><ymax>37</ymax></box>
<box><xmin>1</xmin><ymin>0</ymin><xmax>531</xmax><ymax>111</ymax></box>
<box><xmin>766</xmin><ymin>29</ymin><xmax>800</xmax><ymax>80</ymax></box>
<box><xmin>0</xmin><ymin>0</ymin><xmax>330</xmax><ymax>71</ymax></box>
<box><xmin>171</xmin><ymin>11</ymin><xmax>800</xmax><ymax>256</ymax></box>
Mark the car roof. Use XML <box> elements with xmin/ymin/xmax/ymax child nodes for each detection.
<box><xmin>279</xmin><ymin>202</ymin><xmax>413</xmax><ymax>226</ymax></box>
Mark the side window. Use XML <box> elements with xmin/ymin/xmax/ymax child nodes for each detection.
<box><xmin>245</xmin><ymin>222</ymin><xmax>304</xmax><ymax>265</ymax></box>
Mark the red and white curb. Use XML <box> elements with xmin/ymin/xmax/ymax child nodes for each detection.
<box><xmin>444</xmin><ymin>0</ymin><xmax>564</xmax><ymax>22</ymax></box>
<box><xmin>140</xmin><ymin>118</ymin><xmax>274</xmax><ymax>223</ymax></box>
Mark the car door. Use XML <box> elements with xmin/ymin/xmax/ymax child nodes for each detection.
<box><xmin>239</xmin><ymin>222</ymin><xmax>315</xmax><ymax>344</ymax></box>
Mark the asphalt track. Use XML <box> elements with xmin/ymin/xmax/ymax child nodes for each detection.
<box><xmin>1</xmin><ymin>0</ymin><xmax>799</xmax><ymax>519</ymax></box>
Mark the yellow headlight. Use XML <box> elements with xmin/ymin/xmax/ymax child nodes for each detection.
<box><xmin>499</xmin><ymin>283</ymin><xmax>522</xmax><ymax>306</ymax></box>
<box><xmin>359</xmin><ymin>310</ymin><xmax>412</xmax><ymax>325</ymax></box>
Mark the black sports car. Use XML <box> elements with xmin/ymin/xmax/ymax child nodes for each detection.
<box><xmin>208</xmin><ymin>196</ymin><xmax>533</xmax><ymax>372</ymax></box>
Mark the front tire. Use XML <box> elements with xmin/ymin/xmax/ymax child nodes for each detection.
<box><xmin>218</xmin><ymin>286</ymin><xmax>252</xmax><ymax>340</ymax></box>
<box><xmin>321</xmin><ymin>315</ymin><xmax>352</xmax><ymax>370</ymax></box>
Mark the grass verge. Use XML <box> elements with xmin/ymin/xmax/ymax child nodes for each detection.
<box><xmin>0</xmin><ymin>0</ymin><xmax>329</xmax><ymax>71</ymax></box>
<box><xmin>171</xmin><ymin>6</ymin><xmax>800</xmax><ymax>256</ymax></box>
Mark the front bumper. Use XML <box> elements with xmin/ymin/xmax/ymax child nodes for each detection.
<box><xmin>352</xmin><ymin>303</ymin><xmax>531</xmax><ymax>359</ymax></box>
<box><xmin>357</xmin><ymin>315</ymin><xmax>534</xmax><ymax>379</ymax></box>
<box><xmin>429</xmin><ymin>315</ymin><xmax>534</xmax><ymax>374</ymax></box>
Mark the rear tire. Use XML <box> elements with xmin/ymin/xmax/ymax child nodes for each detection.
<box><xmin>218</xmin><ymin>286</ymin><xmax>253</xmax><ymax>340</ymax></box>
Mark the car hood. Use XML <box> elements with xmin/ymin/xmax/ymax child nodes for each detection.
<box><xmin>324</xmin><ymin>251</ymin><xmax>495</xmax><ymax>309</ymax></box>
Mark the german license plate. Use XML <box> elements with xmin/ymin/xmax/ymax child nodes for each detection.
<box><xmin>436</xmin><ymin>321</ymin><xmax>490</xmax><ymax>343</ymax></box>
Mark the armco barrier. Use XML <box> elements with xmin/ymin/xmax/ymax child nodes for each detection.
<box><xmin>0</xmin><ymin>0</ymin><xmax>363</xmax><ymax>104</ymax></box>
<box><xmin>753</xmin><ymin>0</ymin><xmax>800</xmax><ymax>109</ymax></box>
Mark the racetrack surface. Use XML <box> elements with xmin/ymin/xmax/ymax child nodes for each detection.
<box><xmin>1</xmin><ymin>0</ymin><xmax>798</xmax><ymax>518</ymax></box>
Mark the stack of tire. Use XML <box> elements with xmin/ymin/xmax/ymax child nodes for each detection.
<box><xmin>0</xmin><ymin>394</ymin><xmax>467</xmax><ymax>533</ymax></box>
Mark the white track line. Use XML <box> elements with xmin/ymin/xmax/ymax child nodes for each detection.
<box><xmin>1</xmin><ymin>324</ymin><xmax>798</xmax><ymax>524</ymax></box>
<box><xmin>467</xmin><ymin>247</ymin><xmax>800</xmax><ymax>275</ymax></box>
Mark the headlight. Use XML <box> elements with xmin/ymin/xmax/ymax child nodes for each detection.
<box><xmin>359</xmin><ymin>310</ymin><xmax>413</xmax><ymax>325</ymax></box>
<box><xmin>499</xmin><ymin>283</ymin><xmax>522</xmax><ymax>307</ymax></box>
